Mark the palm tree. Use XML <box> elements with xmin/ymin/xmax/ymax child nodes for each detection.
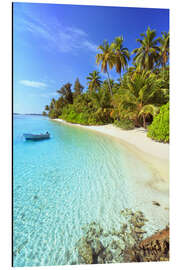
<box><xmin>45</xmin><ymin>105</ymin><xmax>49</xmax><ymax>111</ymax></box>
<box><xmin>86</xmin><ymin>71</ymin><xmax>102</xmax><ymax>92</ymax></box>
<box><xmin>57</xmin><ymin>83</ymin><xmax>73</xmax><ymax>104</ymax></box>
<box><xmin>96</xmin><ymin>40</ymin><xmax>115</xmax><ymax>95</ymax></box>
<box><xmin>74</xmin><ymin>78</ymin><xmax>84</xmax><ymax>96</ymax></box>
<box><xmin>90</xmin><ymin>86</ymin><xmax>112</xmax><ymax>123</ymax></box>
<box><xmin>111</xmin><ymin>36</ymin><xmax>130</xmax><ymax>80</ymax></box>
<box><xmin>159</xmin><ymin>32</ymin><xmax>169</xmax><ymax>74</ymax></box>
<box><xmin>112</xmin><ymin>71</ymin><xmax>163</xmax><ymax>128</ymax></box>
<box><xmin>132</xmin><ymin>27</ymin><xmax>160</xmax><ymax>71</ymax></box>
<box><xmin>50</xmin><ymin>98</ymin><xmax>56</xmax><ymax>110</ymax></box>
<box><xmin>138</xmin><ymin>104</ymin><xmax>159</xmax><ymax>128</ymax></box>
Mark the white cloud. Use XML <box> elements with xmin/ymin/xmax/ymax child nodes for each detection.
<box><xmin>15</xmin><ymin>12</ymin><xmax>98</xmax><ymax>54</ymax></box>
<box><xmin>40</xmin><ymin>92</ymin><xmax>59</xmax><ymax>98</ymax></box>
<box><xmin>19</xmin><ymin>80</ymin><xmax>47</xmax><ymax>88</ymax></box>
<box><xmin>83</xmin><ymin>40</ymin><xmax>98</xmax><ymax>52</ymax></box>
<box><xmin>66</xmin><ymin>26</ymin><xmax>87</xmax><ymax>37</ymax></box>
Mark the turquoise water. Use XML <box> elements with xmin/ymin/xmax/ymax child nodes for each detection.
<box><xmin>13</xmin><ymin>115</ymin><xmax>154</xmax><ymax>267</ymax></box>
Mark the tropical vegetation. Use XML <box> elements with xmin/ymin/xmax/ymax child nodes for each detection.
<box><xmin>43</xmin><ymin>27</ymin><xmax>169</xmax><ymax>143</ymax></box>
<box><xmin>147</xmin><ymin>102</ymin><xmax>169</xmax><ymax>143</ymax></box>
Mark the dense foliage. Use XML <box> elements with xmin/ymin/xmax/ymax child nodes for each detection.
<box><xmin>43</xmin><ymin>27</ymin><xmax>169</xmax><ymax>142</ymax></box>
<box><xmin>60</xmin><ymin>85</ymin><xmax>113</xmax><ymax>125</ymax></box>
<box><xmin>114</xmin><ymin>119</ymin><xmax>135</xmax><ymax>130</ymax></box>
<box><xmin>147</xmin><ymin>102</ymin><xmax>169</xmax><ymax>143</ymax></box>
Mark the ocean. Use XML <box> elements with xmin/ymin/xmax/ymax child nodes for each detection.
<box><xmin>13</xmin><ymin>114</ymin><xmax>156</xmax><ymax>266</ymax></box>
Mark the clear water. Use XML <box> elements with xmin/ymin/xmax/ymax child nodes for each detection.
<box><xmin>13</xmin><ymin>115</ymin><xmax>156</xmax><ymax>267</ymax></box>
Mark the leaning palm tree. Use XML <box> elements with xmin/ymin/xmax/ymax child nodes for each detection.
<box><xmin>138</xmin><ymin>104</ymin><xmax>159</xmax><ymax>129</ymax></box>
<box><xmin>159</xmin><ymin>32</ymin><xmax>169</xmax><ymax>73</ymax></box>
<box><xmin>86</xmin><ymin>71</ymin><xmax>102</xmax><ymax>92</ymax></box>
<box><xmin>111</xmin><ymin>36</ymin><xmax>130</xmax><ymax>80</ymax></box>
<box><xmin>112</xmin><ymin>71</ymin><xmax>163</xmax><ymax>128</ymax></box>
<box><xmin>132</xmin><ymin>27</ymin><xmax>160</xmax><ymax>71</ymax></box>
<box><xmin>96</xmin><ymin>40</ymin><xmax>115</xmax><ymax>95</ymax></box>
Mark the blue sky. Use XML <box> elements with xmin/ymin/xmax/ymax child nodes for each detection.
<box><xmin>13</xmin><ymin>3</ymin><xmax>169</xmax><ymax>114</ymax></box>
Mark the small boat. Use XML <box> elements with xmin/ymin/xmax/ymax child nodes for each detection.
<box><xmin>24</xmin><ymin>132</ymin><xmax>50</xmax><ymax>141</ymax></box>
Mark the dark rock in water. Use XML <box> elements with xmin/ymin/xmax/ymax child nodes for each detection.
<box><xmin>21</xmin><ymin>213</ymin><xmax>25</xmax><ymax>220</ymax></box>
<box><xmin>76</xmin><ymin>209</ymin><xmax>169</xmax><ymax>264</ymax></box>
<box><xmin>123</xmin><ymin>227</ymin><xmax>169</xmax><ymax>262</ymax></box>
<box><xmin>77</xmin><ymin>209</ymin><xmax>147</xmax><ymax>264</ymax></box>
<box><xmin>152</xmin><ymin>201</ymin><xmax>161</xmax><ymax>206</ymax></box>
<box><xmin>33</xmin><ymin>195</ymin><xmax>38</xmax><ymax>200</ymax></box>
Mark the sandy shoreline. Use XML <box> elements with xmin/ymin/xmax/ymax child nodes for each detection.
<box><xmin>53</xmin><ymin>118</ymin><xmax>169</xmax><ymax>182</ymax></box>
<box><xmin>53</xmin><ymin>119</ymin><xmax>168</xmax><ymax>159</ymax></box>
<box><xmin>53</xmin><ymin>118</ymin><xmax>169</xmax><ymax>233</ymax></box>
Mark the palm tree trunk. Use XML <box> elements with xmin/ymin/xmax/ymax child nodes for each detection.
<box><xmin>135</xmin><ymin>117</ymin><xmax>139</xmax><ymax>127</ymax></box>
<box><xmin>162</xmin><ymin>61</ymin><xmax>166</xmax><ymax>80</ymax></box>
<box><xmin>106</xmin><ymin>69</ymin><xmax>113</xmax><ymax>96</ymax></box>
<box><xmin>143</xmin><ymin>115</ymin><xmax>146</xmax><ymax>129</ymax></box>
<box><xmin>162</xmin><ymin>52</ymin><xmax>168</xmax><ymax>79</ymax></box>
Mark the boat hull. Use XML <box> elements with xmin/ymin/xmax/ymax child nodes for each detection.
<box><xmin>24</xmin><ymin>133</ymin><xmax>50</xmax><ymax>140</ymax></box>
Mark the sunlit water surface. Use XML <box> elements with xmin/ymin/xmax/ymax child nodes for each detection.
<box><xmin>13</xmin><ymin>115</ymin><xmax>157</xmax><ymax>266</ymax></box>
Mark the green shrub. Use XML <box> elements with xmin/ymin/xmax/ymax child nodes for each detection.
<box><xmin>147</xmin><ymin>102</ymin><xmax>169</xmax><ymax>143</ymax></box>
<box><xmin>114</xmin><ymin>119</ymin><xmax>135</xmax><ymax>130</ymax></box>
<box><xmin>60</xmin><ymin>104</ymin><xmax>105</xmax><ymax>125</ymax></box>
<box><xmin>49</xmin><ymin>109</ymin><xmax>59</xmax><ymax>119</ymax></box>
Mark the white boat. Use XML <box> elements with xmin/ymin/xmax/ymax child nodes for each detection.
<box><xmin>24</xmin><ymin>132</ymin><xmax>50</xmax><ymax>140</ymax></box>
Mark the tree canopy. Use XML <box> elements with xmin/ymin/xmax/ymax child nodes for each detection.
<box><xmin>43</xmin><ymin>27</ymin><xmax>169</xmax><ymax>142</ymax></box>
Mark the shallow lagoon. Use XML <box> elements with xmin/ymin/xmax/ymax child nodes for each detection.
<box><xmin>13</xmin><ymin>115</ymin><xmax>163</xmax><ymax>266</ymax></box>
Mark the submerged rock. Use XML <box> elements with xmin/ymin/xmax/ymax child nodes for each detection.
<box><xmin>134</xmin><ymin>228</ymin><xmax>147</xmax><ymax>234</ymax></box>
<box><xmin>152</xmin><ymin>201</ymin><xmax>161</xmax><ymax>206</ymax></box>
<box><xmin>33</xmin><ymin>195</ymin><xmax>38</xmax><ymax>201</ymax></box>
<box><xmin>123</xmin><ymin>227</ymin><xmax>169</xmax><ymax>262</ymax></box>
<box><xmin>76</xmin><ymin>209</ymin><xmax>169</xmax><ymax>264</ymax></box>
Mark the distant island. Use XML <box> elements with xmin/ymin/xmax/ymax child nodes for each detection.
<box><xmin>14</xmin><ymin>113</ymin><xmax>43</xmax><ymax>116</ymax></box>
